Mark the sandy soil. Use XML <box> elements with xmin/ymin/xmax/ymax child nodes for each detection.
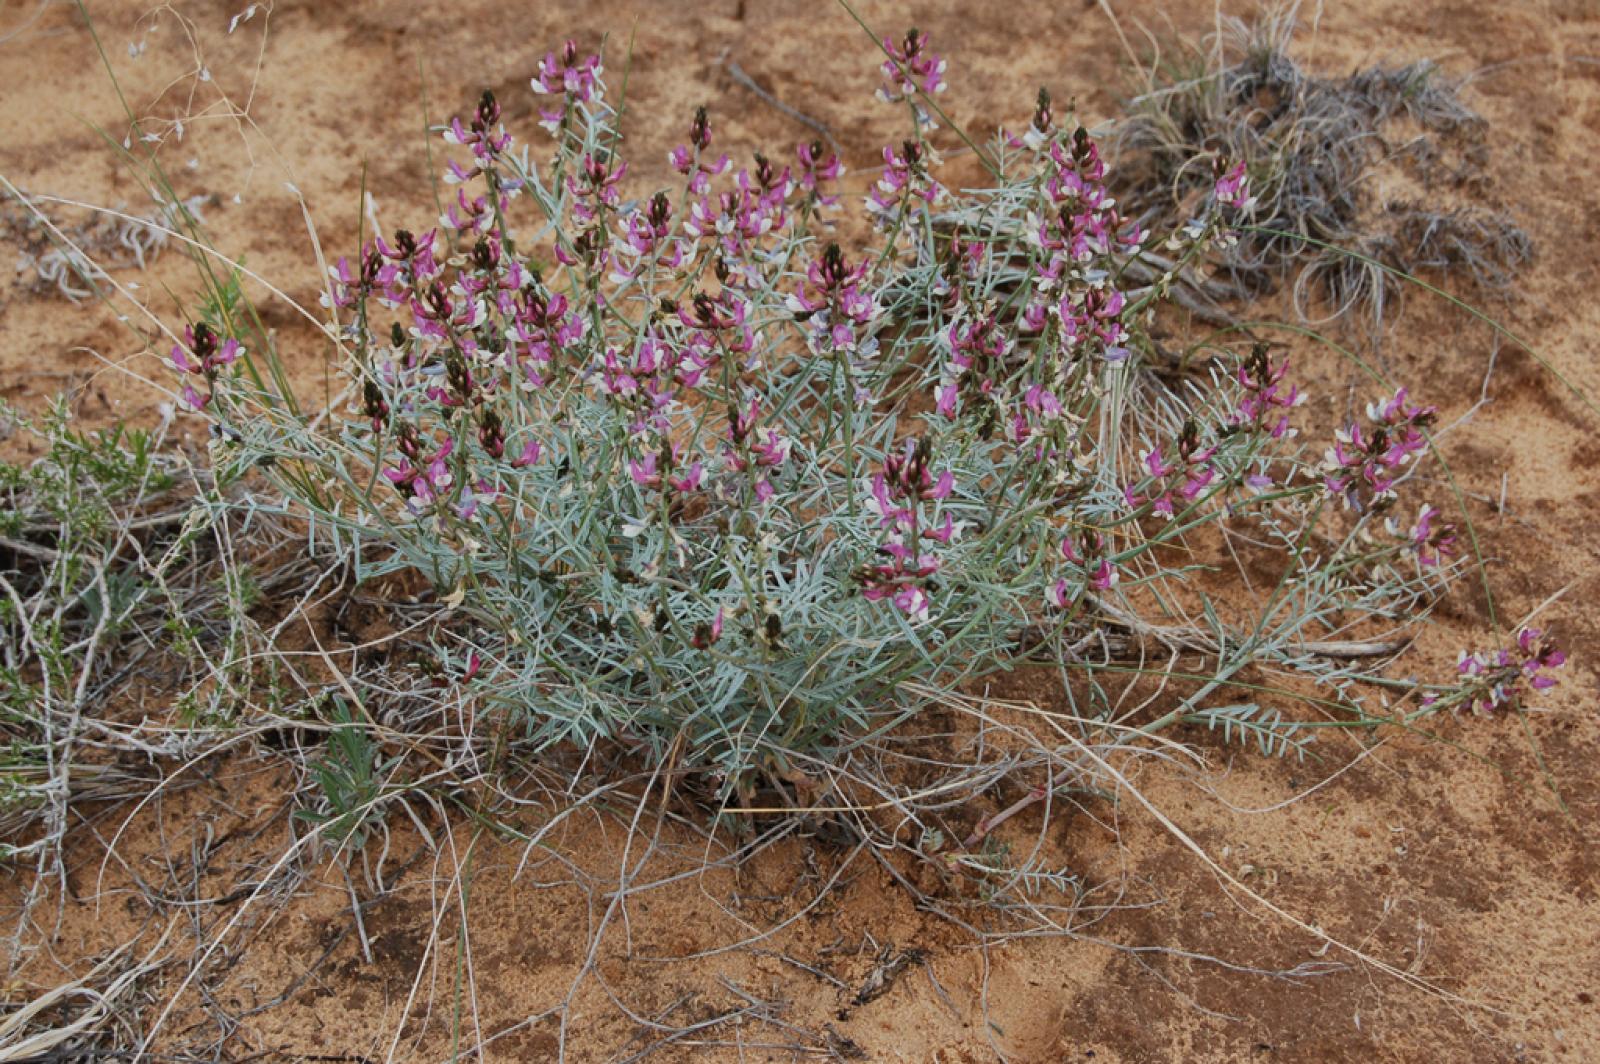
<box><xmin>2</xmin><ymin>1</ymin><xmax>1598</xmax><ymax>1060</ymax></box>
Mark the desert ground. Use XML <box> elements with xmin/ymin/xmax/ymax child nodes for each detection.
<box><xmin>2</xmin><ymin>1</ymin><xmax>1598</xmax><ymax>1061</ymax></box>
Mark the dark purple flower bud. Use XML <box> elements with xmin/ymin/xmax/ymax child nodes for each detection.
<box><xmin>689</xmin><ymin>105</ymin><xmax>712</xmax><ymax>151</ymax></box>
<box><xmin>647</xmin><ymin>191</ymin><xmax>672</xmax><ymax>231</ymax></box>
<box><xmin>424</xmin><ymin>281</ymin><xmax>452</xmax><ymax>321</ymax></box>
<box><xmin>478</xmin><ymin>408</ymin><xmax>506</xmax><ymax>459</ymax></box>
<box><xmin>445</xmin><ymin>348</ymin><xmax>475</xmax><ymax>403</ymax></box>
<box><xmin>1032</xmin><ymin>87</ymin><xmax>1053</xmax><ymax>135</ymax></box>
<box><xmin>818</xmin><ymin>243</ymin><xmax>849</xmax><ymax>289</ymax></box>
<box><xmin>362</xmin><ymin>379</ymin><xmax>389</xmax><ymax>430</ymax></box>
<box><xmin>475</xmin><ymin>89</ymin><xmax>500</xmax><ymax>130</ymax></box>
<box><xmin>471</xmin><ymin>237</ymin><xmax>498</xmax><ymax>272</ymax></box>
<box><xmin>190</xmin><ymin>321</ymin><xmax>218</xmax><ymax>361</ymax></box>
<box><xmin>397</xmin><ymin>422</ymin><xmax>423</xmax><ymax>461</ymax></box>
<box><xmin>752</xmin><ymin>151</ymin><xmax>778</xmax><ymax>192</ymax></box>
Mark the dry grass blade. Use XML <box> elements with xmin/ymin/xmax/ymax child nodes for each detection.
<box><xmin>0</xmin><ymin>927</ymin><xmax>170</xmax><ymax>1060</ymax></box>
<box><xmin>1108</xmin><ymin>1</ymin><xmax>1531</xmax><ymax>341</ymax></box>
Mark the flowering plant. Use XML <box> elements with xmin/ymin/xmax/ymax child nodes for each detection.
<box><xmin>1422</xmin><ymin>627</ymin><xmax>1567</xmax><ymax>716</ymax></box>
<box><xmin>179</xmin><ymin>35</ymin><xmax>1531</xmax><ymax>800</ymax></box>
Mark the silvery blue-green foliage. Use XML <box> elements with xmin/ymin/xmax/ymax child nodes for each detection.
<box><xmin>182</xmin><ymin>37</ymin><xmax>1474</xmax><ymax>798</ymax></box>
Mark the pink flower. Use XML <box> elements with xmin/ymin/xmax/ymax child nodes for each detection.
<box><xmin>877</xmin><ymin>28</ymin><xmax>947</xmax><ymax>126</ymax></box>
<box><xmin>1444</xmin><ymin>627</ymin><xmax>1567</xmax><ymax>714</ymax></box>
<box><xmin>678</xmin><ymin>290</ymin><xmax>747</xmax><ymax>332</ymax></box>
<box><xmin>1518</xmin><ymin>627</ymin><xmax>1567</xmax><ymax>675</ymax></box>
<box><xmin>628</xmin><ymin>452</ymin><xmax>660</xmax><ymax>488</ymax></box>
<box><xmin>1323</xmin><ymin>388</ymin><xmax>1436</xmax><ymax>512</ymax></box>
<box><xmin>170</xmin><ymin>322</ymin><xmax>242</xmax><ymax>410</ymax></box>
<box><xmin>859</xmin><ymin>547</ymin><xmax>940</xmax><ymax>621</ymax></box>
<box><xmin>384</xmin><ymin>435</ymin><xmax>455</xmax><ymax>513</ymax></box>
<box><xmin>788</xmin><ymin>244</ymin><xmax>882</xmax><ymax>355</ymax></box>
<box><xmin>878</xmin><ymin>438</ymin><xmax>953</xmax><ymax>511</ymax></box>
<box><xmin>867</xmin><ymin>140</ymin><xmax>941</xmax><ymax>228</ymax></box>
<box><xmin>667</xmin><ymin>106</ymin><xmax>729</xmax><ymax>177</ymax></box>
<box><xmin>691</xmin><ymin>608</ymin><xmax>724</xmax><ymax>649</ymax></box>
<box><xmin>443</xmin><ymin>90</ymin><xmax>512</xmax><ymax>165</ymax></box>
<box><xmin>1128</xmin><ymin>423</ymin><xmax>1215</xmax><ymax>519</ymax></box>
<box><xmin>1405</xmin><ymin>504</ymin><xmax>1458</xmax><ymax>567</ymax></box>
<box><xmin>1048</xmin><ymin>578</ymin><xmax>1072</xmax><ymax>610</ymax></box>
<box><xmin>858</xmin><ymin>439</ymin><xmax>956</xmax><ymax>619</ymax></box>
<box><xmin>511</xmin><ymin>437</ymin><xmax>543</xmax><ymax>469</ymax></box>
<box><xmin>455</xmin><ymin>478</ymin><xmax>496</xmax><ymax>520</ymax></box>
<box><xmin>669</xmin><ymin>461</ymin><xmax>704</xmax><ymax>493</ymax></box>
<box><xmin>326</xmin><ymin>256</ymin><xmax>359</xmax><ymax>308</ymax></box>
<box><xmin>1230</xmin><ymin>346</ymin><xmax>1303</xmax><ymax>439</ymax></box>
<box><xmin>934</xmin><ymin>314</ymin><xmax>1009</xmax><ymax>422</ymax></box>
<box><xmin>533</xmin><ymin>40</ymin><xmax>603</xmax><ymax>102</ymax></box>
<box><xmin>720</xmin><ymin>397</ymin><xmax>788</xmax><ymax>503</ymax></box>
<box><xmin>796</xmin><ymin>140</ymin><xmax>843</xmax><ymax>206</ymax></box>
<box><xmin>568</xmin><ymin>153</ymin><xmax>627</xmax><ymax>223</ymax></box>
<box><xmin>1025</xmin><ymin>384</ymin><xmax>1062</xmax><ymax>420</ymax></box>
<box><xmin>1051</xmin><ymin>528</ymin><xmax>1119</xmax><ymax>606</ymax></box>
<box><xmin>1213</xmin><ymin>159</ymin><xmax>1256</xmax><ymax>212</ymax></box>
<box><xmin>891</xmin><ymin>583</ymin><xmax>930</xmax><ymax>618</ymax></box>
<box><xmin>1141</xmin><ymin>447</ymin><xmax>1173</xmax><ymax>479</ymax></box>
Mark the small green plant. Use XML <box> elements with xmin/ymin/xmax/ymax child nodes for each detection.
<box><xmin>198</xmin><ymin>256</ymin><xmax>249</xmax><ymax>331</ymax></box>
<box><xmin>0</xmin><ymin>399</ymin><xmax>244</xmax><ymax>879</ymax></box>
<box><xmin>294</xmin><ymin>697</ymin><xmax>397</xmax><ymax>857</ymax></box>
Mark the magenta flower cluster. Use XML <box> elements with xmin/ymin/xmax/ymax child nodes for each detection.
<box><xmin>787</xmin><ymin>242</ymin><xmax>881</xmax><ymax>358</ymax></box>
<box><xmin>532</xmin><ymin>39</ymin><xmax>603</xmax><ymax>133</ymax></box>
<box><xmin>867</xmin><ymin>139</ymin><xmax>943</xmax><ymax>231</ymax></box>
<box><xmin>860</xmin><ymin>438</ymin><xmax>956</xmax><ymax>619</ymax></box>
<box><xmin>1019</xmin><ymin>131</ymin><xmax>1144</xmax><ymax>364</ymax></box>
<box><xmin>1049</xmin><ymin>528</ymin><xmax>1118</xmax><ymax>608</ymax></box>
<box><xmin>1127</xmin><ymin>420</ymin><xmax>1218</xmax><ymax>520</ymax></box>
<box><xmin>1392</xmin><ymin>503</ymin><xmax>1459</xmax><ymax>569</ymax></box>
<box><xmin>876</xmin><ymin>28</ymin><xmax>947</xmax><ymax>126</ymax></box>
<box><xmin>1431</xmin><ymin>627</ymin><xmax>1567</xmax><ymax>714</ymax></box>
<box><xmin>1228</xmin><ymin>344</ymin><xmax>1303</xmax><ymax>440</ymax></box>
<box><xmin>169</xmin><ymin>322</ymin><xmax>241</xmax><ymax>411</ymax></box>
<box><xmin>1212</xmin><ymin>159</ymin><xmax>1256</xmax><ymax>212</ymax></box>
<box><xmin>1322</xmin><ymin>387</ymin><xmax>1435</xmax><ymax>512</ymax></box>
<box><xmin>933</xmin><ymin>312</ymin><xmax>1010</xmax><ymax>422</ymax></box>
